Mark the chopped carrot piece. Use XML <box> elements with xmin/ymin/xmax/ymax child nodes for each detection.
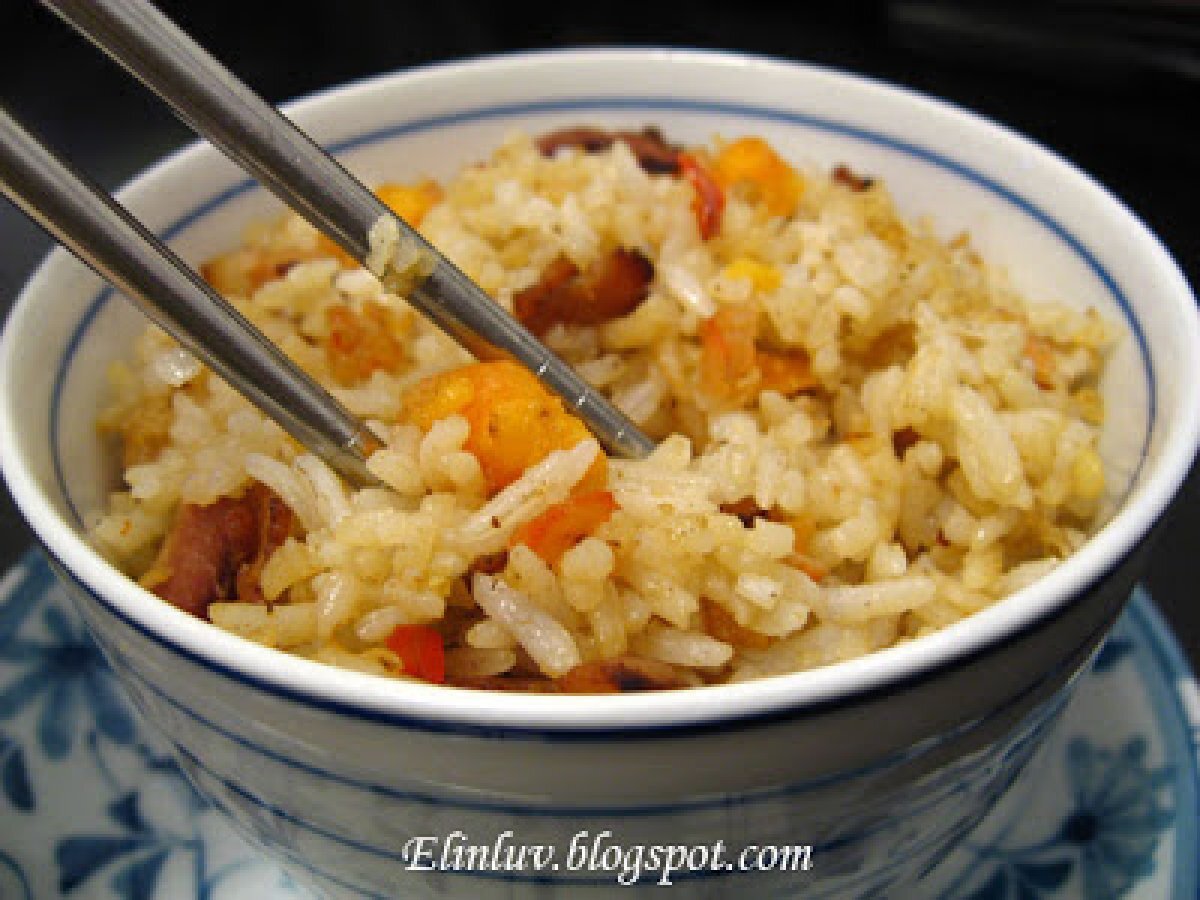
<box><xmin>386</xmin><ymin>624</ymin><xmax>446</xmax><ymax>683</ymax></box>
<box><xmin>784</xmin><ymin>515</ymin><xmax>826</xmax><ymax>582</ymax></box>
<box><xmin>699</xmin><ymin>306</ymin><xmax>817</xmax><ymax>402</ymax></box>
<box><xmin>787</xmin><ymin>555</ymin><xmax>827</xmax><ymax>582</ymax></box>
<box><xmin>402</xmin><ymin>360</ymin><xmax>607</xmax><ymax>494</ymax></box>
<box><xmin>757</xmin><ymin>348</ymin><xmax>817</xmax><ymax>396</ymax></box>
<box><xmin>325</xmin><ymin>303</ymin><xmax>408</xmax><ymax>385</ymax></box>
<box><xmin>787</xmin><ymin>515</ymin><xmax>816</xmax><ymax>553</ymax></box>
<box><xmin>712</xmin><ymin>137</ymin><xmax>804</xmax><ymax>217</ymax></box>
<box><xmin>1024</xmin><ymin>335</ymin><xmax>1057</xmax><ymax>390</ymax></box>
<box><xmin>315</xmin><ymin>180</ymin><xmax>443</xmax><ymax>268</ymax></box>
<box><xmin>510</xmin><ymin>490</ymin><xmax>617</xmax><ymax>565</ymax></box>
<box><xmin>201</xmin><ymin>246</ymin><xmax>312</xmax><ymax>297</ymax></box>
<box><xmin>315</xmin><ymin>234</ymin><xmax>358</xmax><ymax>269</ymax></box>
<box><xmin>699</xmin><ymin>305</ymin><xmax>760</xmax><ymax>403</ymax></box>
<box><xmin>375</xmin><ymin>179</ymin><xmax>444</xmax><ymax>228</ymax></box>
<box><xmin>678</xmin><ymin>152</ymin><xmax>725</xmax><ymax>240</ymax></box>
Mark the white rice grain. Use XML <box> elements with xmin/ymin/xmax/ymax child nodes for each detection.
<box><xmin>473</xmin><ymin>574</ymin><xmax>581</xmax><ymax>677</ymax></box>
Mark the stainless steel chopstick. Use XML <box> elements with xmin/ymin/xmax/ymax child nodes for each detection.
<box><xmin>0</xmin><ymin>106</ymin><xmax>383</xmax><ymax>487</ymax></box>
<box><xmin>39</xmin><ymin>0</ymin><xmax>656</xmax><ymax>461</ymax></box>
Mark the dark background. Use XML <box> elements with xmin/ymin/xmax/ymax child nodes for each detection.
<box><xmin>1</xmin><ymin>0</ymin><xmax>1197</xmax><ymax>666</ymax></box>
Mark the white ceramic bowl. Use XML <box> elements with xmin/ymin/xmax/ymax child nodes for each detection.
<box><xmin>3</xmin><ymin>49</ymin><xmax>1198</xmax><ymax>898</ymax></box>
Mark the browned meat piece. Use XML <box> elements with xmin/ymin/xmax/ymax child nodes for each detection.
<box><xmin>536</xmin><ymin>127</ymin><xmax>617</xmax><ymax>156</ymax></box>
<box><xmin>700</xmin><ymin>597</ymin><xmax>773</xmax><ymax>650</ymax></box>
<box><xmin>449</xmin><ymin>674</ymin><xmax>560</xmax><ymax>692</ymax></box>
<box><xmin>144</xmin><ymin>483</ymin><xmax>298</xmax><ymax>618</ymax></box>
<box><xmin>613</xmin><ymin>127</ymin><xmax>684</xmax><ymax>174</ymax></box>
<box><xmin>832</xmin><ymin>163</ymin><xmax>874</xmax><ymax>192</ymax></box>
<box><xmin>233</xmin><ymin>486</ymin><xmax>299</xmax><ymax>606</ymax></box>
<box><xmin>512</xmin><ymin>248</ymin><xmax>653</xmax><ymax>337</ymax></box>
<box><xmin>720</xmin><ymin>497</ymin><xmax>768</xmax><ymax>527</ymax></box>
<box><xmin>467</xmin><ymin>550</ymin><xmax>509</xmax><ymax>577</ymax></box>
<box><xmin>536</xmin><ymin>126</ymin><xmax>682</xmax><ymax>175</ymax></box>
<box><xmin>556</xmin><ymin>656</ymin><xmax>690</xmax><ymax>693</ymax></box>
<box><xmin>892</xmin><ymin>426</ymin><xmax>920</xmax><ymax>458</ymax></box>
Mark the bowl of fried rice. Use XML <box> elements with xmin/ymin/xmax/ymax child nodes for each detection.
<box><xmin>2</xmin><ymin>48</ymin><xmax>1197</xmax><ymax>897</ymax></box>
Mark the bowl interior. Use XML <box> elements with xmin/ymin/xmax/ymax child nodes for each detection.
<box><xmin>3</xmin><ymin>49</ymin><xmax>1196</xmax><ymax>726</ymax></box>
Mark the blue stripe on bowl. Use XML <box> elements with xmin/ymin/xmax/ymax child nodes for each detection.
<box><xmin>168</xmin><ymin>706</ymin><xmax>1033</xmax><ymax>894</ymax></box>
<box><xmin>182</xmin><ymin>735</ymin><xmax>986</xmax><ymax>896</ymax></box>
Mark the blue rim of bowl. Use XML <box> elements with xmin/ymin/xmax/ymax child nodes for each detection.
<box><xmin>45</xmin><ymin>97</ymin><xmax>1155</xmax><ymax>738</ymax></box>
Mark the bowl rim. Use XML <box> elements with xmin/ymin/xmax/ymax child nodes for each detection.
<box><xmin>3</xmin><ymin>46</ymin><xmax>1199</xmax><ymax>733</ymax></box>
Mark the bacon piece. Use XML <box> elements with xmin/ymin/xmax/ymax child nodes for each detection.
<box><xmin>720</xmin><ymin>497</ymin><xmax>767</xmax><ymax>527</ymax></box>
<box><xmin>1024</xmin><ymin>335</ymin><xmax>1058</xmax><ymax>390</ymax></box>
<box><xmin>614</xmin><ymin>128</ymin><xmax>683</xmax><ymax>175</ymax></box>
<box><xmin>511</xmin><ymin>256</ymin><xmax>579</xmax><ymax>336</ymax></box>
<box><xmin>468</xmin><ymin>550</ymin><xmax>509</xmax><ymax>577</ymax></box>
<box><xmin>512</xmin><ymin>248</ymin><xmax>653</xmax><ymax>337</ymax></box>
<box><xmin>556</xmin><ymin>656</ymin><xmax>689</xmax><ymax>693</ymax></box>
<box><xmin>892</xmin><ymin>426</ymin><xmax>920</xmax><ymax>458</ymax></box>
<box><xmin>233</xmin><ymin>486</ymin><xmax>299</xmax><ymax>606</ymax></box>
<box><xmin>536</xmin><ymin>127</ymin><xmax>726</xmax><ymax>238</ymax></box>
<box><xmin>536</xmin><ymin>126</ymin><xmax>682</xmax><ymax>174</ymax></box>
<box><xmin>537</xmin><ymin>127</ymin><xmax>614</xmax><ymax>156</ymax></box>
<box><xmin>144</xmin><ymin>484</ymin><xmax>298</xmax><ymax>618</ymax></box>
<box><xmin>832</xmin><ymin>163</ymin><xmax>874</xmax><ymax>192</ymax></box>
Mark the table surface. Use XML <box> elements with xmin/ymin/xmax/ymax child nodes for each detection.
<box><xmin>2</xmin><ymin>0</ymin><xmax>1197</xmax><ymax>669</ymax></box>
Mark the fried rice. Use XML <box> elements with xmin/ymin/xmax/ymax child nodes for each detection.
<box><xmin>90</xmin><ymin>128</ymin><xmax>1119</xmax><ymax>691</ymax></box>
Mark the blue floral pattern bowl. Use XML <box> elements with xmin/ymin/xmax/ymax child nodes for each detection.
<box><xmin>1</xmin><ymin>551</ymin><xmax>1196</xmax><ymax>898</ymax></box>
